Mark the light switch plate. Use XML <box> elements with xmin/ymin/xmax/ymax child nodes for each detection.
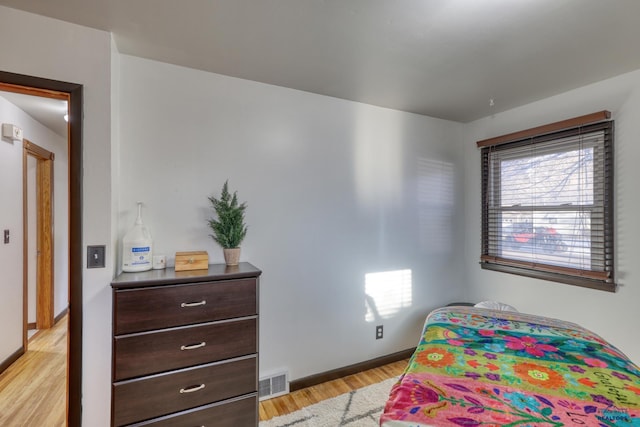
<box><xmin>87</xmin><ymin>245</ymin><xmax>106</xmax><ymax>268</ymax></box>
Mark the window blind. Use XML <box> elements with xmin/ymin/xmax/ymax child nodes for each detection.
<box><xmin>479</xmin><ymin>119</ymin><xmax>614</xmax><ymax>292</ymax></box>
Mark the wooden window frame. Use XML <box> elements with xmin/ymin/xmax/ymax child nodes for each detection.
<box><xmin>477</xmin><ymin>111</ymin><xmax>615</xmax><ymax>292</ymax></box>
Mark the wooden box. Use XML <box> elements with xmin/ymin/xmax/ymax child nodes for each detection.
<box><xmin>174</xmin><ymin>251</ymin><xmax>209</xmax><ymax>271</ymax></box>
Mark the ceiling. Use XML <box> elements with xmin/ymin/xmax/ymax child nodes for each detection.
<box><xmin>0</xmin><ymin>91</ymin><xmax>68</xmax><ymax>138</ymax></box>
<box><xmin>2</xmin><ymin>0</ymin><xmax>640</xmax><ymax>123</ymax></box>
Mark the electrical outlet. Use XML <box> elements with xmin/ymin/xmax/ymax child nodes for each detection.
<box><xmin>376</xmin><ymin>325</ymin><xmax>383</xmax><ymax>340</ymax></box>
<box><xmin>87</xmin><ymin>245</ymin><xmax>106</xmax><ymax>268</ymax></box>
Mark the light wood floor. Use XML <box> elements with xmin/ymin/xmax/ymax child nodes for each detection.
<box><xmin>0</xmin><ymin>318</ymin><xmax>406</xmax><ymax>425</ymax></box>
<box><xmin>259</xmin><ymin>358</ymin><xmax>408</xmax><ymax>421</ymax></box>
<box><xmin>0</xmin><ymin>316</ymin><xmax>67</xmax><ymax>427</ymax></box>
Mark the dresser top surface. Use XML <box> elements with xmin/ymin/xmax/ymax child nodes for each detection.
<box><xmin>111</xmin><ymin>262</ymin><xmax>261</xmax><ymax>289</ymax></box>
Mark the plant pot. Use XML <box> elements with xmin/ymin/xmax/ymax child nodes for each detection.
<box><xmin>223</xmin><ymin>248</ymin><xmax>241</xmax><ymax>266</ymax></box>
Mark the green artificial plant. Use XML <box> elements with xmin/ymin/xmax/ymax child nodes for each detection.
<box><xmin>207</xmin><ymin>180</ymin><xmax>248</xmax><ymax>249</ymax></box>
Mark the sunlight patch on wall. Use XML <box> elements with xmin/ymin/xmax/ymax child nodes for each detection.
<box><xmin>418</xmin><ymin>158</ymin><xmax>455</xmax><ymax>253</ymax></box>
<box><xmin>365</xmin><ymin>269</ymin><xmax>412</xmax><ymax>322</ymax></box>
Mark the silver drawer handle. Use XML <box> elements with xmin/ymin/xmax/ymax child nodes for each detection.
<box><xmin>179</xmin><ymin>384</ymin><xmax>206</xmax><ymax>394</ymax></box>
<box><xmin>181</xmin><ymin>300</ymin><xmax>206</xmax><ymax>308</ymax></box>
<box><xmin>180</xmin><ymin>342</ymin><xmax>206</xmax><ymax>351</ymax></box>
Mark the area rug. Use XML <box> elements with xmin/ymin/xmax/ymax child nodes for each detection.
<box><xmin>260</xmin><ymin>377</ymin><xmax>397</xmax><ymax>427</ymax></box>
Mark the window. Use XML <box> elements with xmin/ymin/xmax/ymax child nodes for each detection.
<box><xmin>477</xmin><ymin>112</ymin><xmax>615</xmax><ymax>292</ymax></box>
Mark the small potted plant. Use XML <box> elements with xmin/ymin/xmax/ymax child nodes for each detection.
<box><xmin>207</xmin><ymin>180</ymin><xmax>247</xmax><ymax>266</ymax></box>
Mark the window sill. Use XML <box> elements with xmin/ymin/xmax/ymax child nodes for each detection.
<box><xmin>480</xmin><ymin>262</ymin><xmax>616</xmax><ymax>293</ymax></box>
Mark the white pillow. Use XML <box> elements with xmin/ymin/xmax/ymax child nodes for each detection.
<box><xmin>474</xmin><ymin>301</ymin><xmax>518</xmax><ymax>312</ymax></box>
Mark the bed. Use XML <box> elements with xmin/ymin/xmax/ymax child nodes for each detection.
<box><xmin>380</xmin><ymin>306</ymin><xmax>640</xmax><ymax>426</ymax></box>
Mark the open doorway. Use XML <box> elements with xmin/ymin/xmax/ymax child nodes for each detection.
<box><xmin>0</xmin><ymin>71</ymin><xmax>83</xmax><ymax>427</ymax></box>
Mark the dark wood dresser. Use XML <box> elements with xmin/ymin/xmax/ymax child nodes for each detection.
<box><xmin>110</xmin><ymin>262</ymin><xmax>261</xmax><ymax>427</ymax></box>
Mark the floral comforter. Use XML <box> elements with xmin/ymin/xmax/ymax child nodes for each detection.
<box><xmin>380</xmin><ymin>307</ymin><xmax>640</xmax><ymax>426</ymax></box>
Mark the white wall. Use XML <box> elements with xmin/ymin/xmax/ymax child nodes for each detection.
<box><xmin>117</xmin><ymin>55</ymin><xmax>468</xmax><ymax>380</ymax></box>
<box><xmin>464</xmin><ymin>69</ymin><xmax>640</xmax><ymax>364</ymax></box>
<box><xmin>0</xmin><ymin>94</ymin><xmax>69</xmax><ymax>358</ymax></box>
<box><xmin>0</xmin><ymin>6</ymin><xmax>113</xmax><ymax>425</ymax></box>
<box><xmin>111</xmin><ymin>36</ymin><xmax>121</xmax><ymax>300</ymax></box>
<box><xmin>0</xmin><ymin>98</ymin><xmax>26</xmax><ymax>363</ymax></box>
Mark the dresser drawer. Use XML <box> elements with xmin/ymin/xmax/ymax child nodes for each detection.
<box><xmin>114</xmin><ymin>317</ymin><xmax>256</xmax><ymax>381</ymax></box>
<box><xmin>114</xmin><ymin>278</ymin><xmax>257</xmax><ymax>334</ymax></box>
<box><xmin>127</xmin><ymin>394</ymin><xmax>257</xmax><ymax>427</ymax></box>
<box><xmin>113</xmin><ymin>355</ymin><xmax>257</xmax><ymax>427</ymax></box>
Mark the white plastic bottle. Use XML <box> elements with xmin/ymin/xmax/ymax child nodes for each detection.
<box><xmin>122</xmin><ymin>202</ymin><xmax>153</xmax><ymax>272</ymax></box>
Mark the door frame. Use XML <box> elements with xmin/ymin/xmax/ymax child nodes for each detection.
<box><xmin>0</xmin><ymin>71</ymin><xmax>83</xmax><ymax>427</ymax></box>
<box><xmin>23</xmin><ymin>139</ymin><xmax>55</xmax><ymax>336</ymax></box>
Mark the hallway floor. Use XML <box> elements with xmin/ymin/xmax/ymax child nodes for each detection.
<box><xmin>0</xmin><ymin>315</ymin><xmax>67</xmax><ymax>426</ymax></box>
